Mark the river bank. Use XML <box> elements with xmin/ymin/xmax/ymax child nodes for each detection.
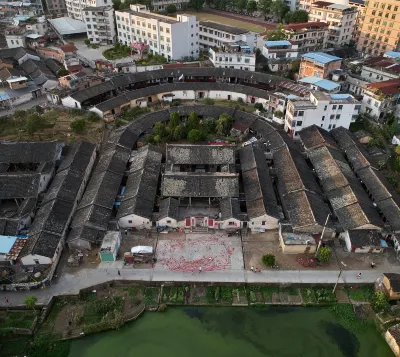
<box><xmin>0</xmin><ymin>282</ymin><xmax>397</xmax><ymax>357</ymax></box>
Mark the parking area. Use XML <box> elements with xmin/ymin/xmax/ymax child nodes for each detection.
<box><xmin>154</xmin><ymin>232</ymin><xmax>244</xmax><ymax>272</ymax></box>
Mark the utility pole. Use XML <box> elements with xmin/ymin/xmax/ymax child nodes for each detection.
<box><xmin>315</xmin><ymin>213</ymin><xmax>330</xmax><ymax>258</ymax></box>
<box><xmin>333</xmin><ymin>269</ymin><xmax>342</xmax><ymax>294</ymax></box>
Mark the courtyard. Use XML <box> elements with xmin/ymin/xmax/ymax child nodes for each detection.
<box><xmin>154</xmin><ymin>233</ymin><xmax>244</xmax><ymax>272</ymax></box>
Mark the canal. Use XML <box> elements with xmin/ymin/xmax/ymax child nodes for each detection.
<box><xmin>68</xmin><ymin>306</ymin><xmax>393</xmax><ymax>357</ymax></box>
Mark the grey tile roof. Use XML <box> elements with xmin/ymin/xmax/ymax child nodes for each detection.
<box><xmin>95</xmin><ymin>145</ymin><xmax>130</xmax><ymax>175</ymax></box>
<box><xmin>79</xmin><ymin>170</ymin><xmax>122</xmax><ymax>209</ymax></box>
<box><xmin>29</xmin><ymin>199</ymin><xmax>74</xmax><ymax>236</ymax></box>
<box><xmin>348</xmin><ymin>229</ymin><xmax>382</xmax><ymax>247</ymax></box>
<box><xmin>107</xmin><ymin>126</ymin><xmax>138</xmax><ymax>150</ymax></box>
<box><xmin>0</xmin><ymin>173</ymin><xmax>40</xmax><ymax>199</ymax></box>
<box><xmin>158</xmin><ymin>197</ymin><xmax>180</xmax><ymax>221</ymax></box>
<box><xmin>67</xmin><ymin>225</ymin><xmax>105</xmax><ymax>244</ymax></box>
<box><xmin>117</xmin><ymin>146</ymin><xmax>162</xmax><ymax>219</ymax></box>
<box><xmin>166</xmin><ymin>144</ymin><xmax>235</xmax><ymax>165</ymax></box>
<box><xmin>239</xmin><ymin>145</ymin><xmax>279</xmax><ymax>219</ymax></box>
<box><xmin>20</xmin><ymin>231</ymin><xmax>61</xmax><ymax>259</ymax></box>
<box><xmin>343</xmin><ymin>144</ymin><xmax>370</xmax><ymax>171</ymax></box>
<box><xmin>299</xmin><ymin>125</ymin><xmax>338</xmax><ymax>150</ymax></box>
<box><xmin>249</xmin><ymin>119</ymin><xmax>276</xmax><ymax>138</ymax></box>
<box><xmin>281</xmin><ymin>190</ymin><xmax>331</xmax><ymax>230</ymax></box>
<box><xmin>162</xmin><ymin>172</ymin><xmax>239</xmax><ymax>198</ymax></box>
<box><xmin>273</xmin><ymin>146</ymin><xmax>322</xmax><ymax>195</ymax></box>
<box><xmin>43</xmin><ymin>169</ymin><xmax>82</xmax><ymax>204</ymax></box>
<box><xmin>376</xmin><ymin>198</ymin><xmax>400</xmax><ymax>232</ymax></box>
<box><xmin>70</xmin><ymin>81</ymin><xmax>115</xmax><ymax>102</ymax></box>
<box><xmin>20</xmin><ymin>59</ymin><xmax>57</xmax><ymax>85</ymax></box>
<box><xmin>200</xmin><ymin>21</ymin><xmax>249</xmax><ymax>35</ymax></box>
<box><xmin>58</xmin><ymin>141</ymin><xmax>97</xmax><ymax>175</ymax></box>
<box><xmin>383</xmin><ymin>273</ymin><xmax>400</xmax><ymax>293</ymax></box>
<box><xmin>220</xmin><ymin>198</ymin><xmax>241</xmax><ymax>221</ymax></box>
<box><xmin>71</xmin><ymin>204</ymin><xmax>111</xmax><ymax>230</ymax></box>
<box><xmin>0</xmin><ymin>141</ymin><xmax>62</xmax><ymax>163</ymax></box>
<box><xmin>330</xmin><ymin>126</ymin><xmax>357</xmax><ymax>149</ymax></box>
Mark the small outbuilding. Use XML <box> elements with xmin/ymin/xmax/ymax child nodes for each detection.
<box><xmin>343</xmin><ymin>230</ymin><xmax>387</xmax><ymax>253</ymax></box>
<box><xmin>383</xmin><ymin>273</ymin><xmax>400</xmax><ymax>300</ymax></box>
<box><xmin>156</xmin><ymin>197</ymin><xmax>180</xmax><ymax>228</ymax></box>
<box><xmin>99</xmin><ymin>231</ymin><xmax>121</xmax><ymax>262</ymax></box>
<box><xmin>279</xmin><ymin>231</ymin><xmax>316</xmax><ymax>254</ymax></box>
<box><xmin>385</xmin><ymin>324</ymin><xmax>400</xmax><ymax>357</ymax></box>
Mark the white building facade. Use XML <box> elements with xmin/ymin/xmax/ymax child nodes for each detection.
<box><xmin>84</xmin><ymin>6</ymin><xmax>116</xmax><ymax>45</ymax></box>
<box><xmin>308</xmin><ymin>2</ymin><xmax>357</xmax><ymax>48</ymax></box>
<box><xmin>284</xmin><ymin>92</ymin><xmax>361</xmax><ymax>137</ymax></box>
<box><xmin>199</xmin><ymin>21</ymin><xmax>257</xmax><ymax>50</ymax></box>
<box><xmin>209</xmin><ymin>47</ymin><xmax>255</xmax><ymax>71</ymax></box>
<box><xmin>65</xmin><ymin>0</ymin><xmax>110</xmax><ymax>21</ymax></box>
<box><xmin>115</xmin><ymin>5</ymin><xmax>199</xmax><ymax>60</ymax></box>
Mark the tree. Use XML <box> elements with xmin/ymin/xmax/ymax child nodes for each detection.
<box><xmin>264</xmin><ymin>24</ymin><xmax>288</xmax><ymax>41</ymax></box>
<box><xmin>71</xmin><ymin>118</ymin><xmax>86</xmax><ymax>134</ymax></box>
<box><xmin>145</xmin><ymin>134</ymin><xmax>155</xmax><ymax>144</ymax></box>
<box><xmin>271</xmin><ymin>0</ymin><xmax>289</xmax><ymax>22</ymax></box>
<box><xmin>153</xmin><ymin>134</ymin><xmax>161</xmax><ymax>144</ymax></box>
<box><xmin>203</xmin><ymin>117</ymin><xmax>216</xmax><ymax>134</ymax></box>
<box><xmin>188</xmin><ymin>129</ymin><xmax>203</xmax><ymax>142</ymax></box>
<box><xmin>173</xmin><ymin>125</ymin><xmax>186</xmax><ymax>140</ymax></box>
<box><xmin>262</xmin><ymin>254</ymin><xmax>275</xmax><ymax>267</ymax></box>
<box><xmin>25</xmin><ymin>113</ymin><xmax>46</xmax><ymax>135</ymax></box>
<box><xmin>258</xmin><ymin>0</ymin><xmax>272</xmax><ymax>15</ymax></box>
<box><xmin>25</xmin><ymin>295</ymin><xmax>37</xmax><ymax>310</ymax></box>
<box><xmin>370</xmin><ymin>291</ymin><xmax>390</xmax><ymax>313</ymax></box>
<box><xmin>246</xmin><ymin>0</ymin><xmax>257</xmax><ymax>13</ymax></box>
<box><xmin>84</xmin><ymin>39</ymin><xmax>90</xmax><ymax>46</ymax></box>
<box><xmin>187</xmin><ymin>112</ymin><xmax>200</xmax><ymax>131</ymax></box>
<box><xmin>236</xmin><ymin>0</ymin><xmax>247</xmax><ymax>12</ymax></box>
<box><xmin>57</xmin><ymin>68</ymin><xmax>69</xmax><ymax>77</ymax></box>
<box><xmin>153</xmin><ymin>122</ymin><xmax>166</xmax><ymax>138</ymax></box>
<box><xmin>166</xmin><ymin>4</ymin><xmax>177</xmax><ymax>13</ymax></box>
<box><xmin>317</xmin><ymin>246</ymin><xmax>332</xmax><ymax>263</ymax></box>
<box><xmin>168</xmin><ymin>112</ymin><xmax>180</xmax><ymax>131</ymax></box>
<box><xmin>285</xmin><ymin>9</ymin><xmax>308</xmax><ymax>24</ymax></box>
<box><xmin>189</xmin><ymin>0</ymin><xmax>203</xmax><ymax>11</ymax></box>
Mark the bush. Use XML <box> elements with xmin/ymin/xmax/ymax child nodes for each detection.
<box><xmin>203</xmin><ymin>97</ymin><xmax>215</xmax><ymax>105</ymax></box>
<box><xmin>25</xmin><ymin>295</ymin><xmax>37</xmax><ymax>310</ymax></box>
<box><xmin>254</xmin><ymin>103</ymin><xmax>264</xmax><ymax>111</ymax></box>
<box><xmin>158</xmin><ymin>304</ymin><xmax>167</xmax><ymax>312</ymax></box>
<box><xmin>84</xmin><ymin>39</ymin><xmax>90</xmax><ymax>46</ymax></box>
<box><xmin>317</xmin><ymin>246</ymin><xmax>332</xmax><ymax>263</ymax></box>
<box><xmin>370</xmin><ymin>291</ymin><xmax>390</xmax><ymax>313</ymax></box>
<box><xmin>237</xmin><ymin>97</ymin><xmax>244</xmax><ymax>104</ymax></box>
<box><xmin>262</xmin><ymin>254</ymin><xmax>275</xmax><ymax>267</ymax></box>
<box><xmin>25</xmin><ymin>113</ymin><xmax>47</xmax><ymax>135</ymax></box>
<box><xmin>71</xmin><ymin>118</ymin><xmax>86</xmax><ymax>134</ymax></box>
<box><xmin>188</xmin><ymin>129</ymin><xmax>202</xmax><ymax>142</ymax></box>
<box><xmin>166</xmin><ymin>4</ymin><xmax>177</xmax><ymax>13</ymax></box>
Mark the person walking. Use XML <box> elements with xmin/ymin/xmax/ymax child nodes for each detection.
<box><xmin>117</xmin><ymin>269</ymin><xmax>121</xmax><ymax>276</ymax></box>
<box><xmin>4</xmin><ymin>297</ymin><xmax>8</xmax><ymax>303</ymax></box>
<box><xmin>250</xmin><ymin>266</ymin><xmax>254</xmax><ymax>272</ymax></box>
<box><xmin>357</xmin><ymin>273</ymin><xmax>362</xmax><ymax>279</ymax></box>
<box><xmin>199</xmin><ymin>267</ymin><xmax>202</xmax><ymax>273</ymax></box>
<box><xmin>371</xmin><ymin>262</ymin><xmax>375</xmax><ymax>269</ymax></box>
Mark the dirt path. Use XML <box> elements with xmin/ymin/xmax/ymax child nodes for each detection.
<box><xmin>201</xmin><ymin>8</ymin><xmax>276</xmax><ymax>33</ymax></box>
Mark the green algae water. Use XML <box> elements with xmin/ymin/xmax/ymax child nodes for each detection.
<box><xmin>68</xmin><ymin>307</ymin><xmax>393</xmax><ymax>357</ymax></box>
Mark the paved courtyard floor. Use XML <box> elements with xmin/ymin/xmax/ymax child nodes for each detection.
<box><xmin>154</xmin><ymin>233</ymin><xmax>243</xmax><ymax>272</ymax></box>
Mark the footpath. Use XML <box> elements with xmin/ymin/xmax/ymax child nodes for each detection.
<box><xmin>0</xmin><ymin>267</ymin><xmax>384</xmax><ymax>307</ymax></box>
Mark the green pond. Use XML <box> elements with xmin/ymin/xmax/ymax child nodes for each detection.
<box><xmin>68</xmin><ymin>307</ymin><xmax>393</xmax><ymax>357</ymax></box>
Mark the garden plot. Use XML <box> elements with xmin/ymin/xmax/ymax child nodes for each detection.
<box><xmin>155</xmin><ymin>233</ymin><xmax>243</xmax><ymax>272</ymax></box>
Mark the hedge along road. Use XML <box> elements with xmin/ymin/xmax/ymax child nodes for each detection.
<box><xmin>0</xmin><ymin>268</ymin><xmax>385</xmax><ymax>307</ymax></box>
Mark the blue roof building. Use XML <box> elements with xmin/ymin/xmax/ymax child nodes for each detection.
<box><xmin>298</xmin><ymin>76</ymin><xmax>341</xmax><ymax>93</ymax></box>
<box><xmin>301</xmin><ymin>52</ymin><xmax>342</xmax><ymax>65</ymax></box>
<box><xmin>265</xmin><ymin>40</ymin><xmax>292</xmax><ymax>47</ymax></box>
<box><xmin>384</xmin><ymin>51</ymin><xmax>400</xmax><ymax>59</ymax></box>
<box><xmin>0</xmin><ymin>235</ymin><xmax>18</xmax><ymax>255</ymax></box>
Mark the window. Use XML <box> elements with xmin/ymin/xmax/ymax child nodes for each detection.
<box><xmin>322</xmin><ymin>116</ymin><xmax>325</xmax><ymax>121</ymax></box>
<box><xmin>148</xmin><ymin>23</ymin><xmax>151</xmax><ymax>28</ymax></box>
<box><xmin>128</xmin><ymin>220</ymin><xmax>132</xmax><ymax>223</ymax></box>
<box><xmin>153</xmin><ymin>25</ymin><xmax>156</xmax><ymax>30</ymax></box>
<box><xmin>160</xmin><ymin>26</ymin><xmax>164</xmax><ymax>32</ymax></box>
<box><xmin>228</xmin><ymin>222</ymin><xmax>235</xmax><ymax>226</ymax></box>
<box><xmin>298</xmin><ymin>111</ymin><xmax>304</xmax><ymax>116</ymax></box>
<box><xmin>166</xmin><ymin>28</ymin><xmax>170</xmax><ymax>34</ymax></box>
<box><xmin>330</xmin><ymin>114</ymin><xmax>335</xmax><ymax>119</ymax></box>
<box><xmin>332</xmin><ymin>105</ymin><xmax>337</xmax><ymax>110</ymax></box>
<box><xmin>34</xmin><ymin>259</ymin><xmax>40</xmax><ymax>264</ymax></box>
<box><xmin>338</xmin><ymin>105</ymin><xmax>343</xmax><ymax>110</ymax></box>
<box><xmin>167</xmin><ymin>220</ymin><xmax>171</xmax><ymax>223</ymax></box>
<box><xmin>324</xmin><ymin>105</ymin><xmax>327</xmax><ymax>110</ymax></box>
<box><xmin>296</xmin><ymin>121</ymin><xmax>302</xmax><ymax>126</ymax></box>
<box><xmin>261</xmin><ymin>221</ymin><xmax>266</xmax><ymax>225</ymax></box>
<box><xmin>336</xmin><ymin>114</ymin><xmax>340</xmax><ymax>119</ymax></box>
<box><xmin>328</xmin><ymin>124</ymin><xmax>332</xmax><ymax>129</ymax></box>
<box><xmin>332</xmin><ymin>124</ymin><xmax>336</xmax><ymax>129</ymax></box>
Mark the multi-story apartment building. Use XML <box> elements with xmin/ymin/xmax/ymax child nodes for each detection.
<box><xmin>360</xmin><ymin>56</ymin><xmax>400</xmax><ymax>82</ymax></box>
<box><xmin>309</xmin><ymin>1</ymin><xmax>357</xmax><ymax>47</ymax></box>
<box><xmin>283</xmin><ymin>22</ymin><xmax>329</xmax><ymax>53</ymax></box>
<box><xmin>262</xmin><ymin>40</ymin><xmax>299</xmax><ymax>72</ymax></box>
<box><xmin>285</xmin><ymin>92</ymin><xmax>361</xmax><ymax>137</ymax></box>
<box><xmin>43</xmin><ymin>0</ymin><xmax>67</xmax><ymax>16</ymax></box>
<box><xmin>66</xmin><ymin>0</ymin><xmax>109</xmax><ymax>21</ymax></box>
<box><xmin>357</xmin><ymin>0</ymin><xmax>400</xmax><ymax>57</ymax></box>
<box><xmin>199</xmin><ymin>21</ymin><xmax>257</xmax><ymax>50</ymax></box>
<box><xmin>361</xmin><ymin>78</ymin><xmax>400</xmax><ymax>120</ymax></box>
<box><xmin>299</xmin><ymin>52</ymin><xmax>342</xmax><ymax>79</ymax></box>
<box><xmin>151</xmin><ymin>0</ymin><xmax>189</xmax><ymax>11</ymax></box>
<box><xmin>115</xmin><ymin>5</ymin><xmax>199</xmax><ymax>61</ymax></box>
<box><xmin>209</xmin><ymin>44</ymin><xmax>255</xmax><ymax>71</ymax></box>
<box><xmin>349</xmin><ymin>0</ymin><xmax>366</xmax><ymax>44</ymax></box>
<box><xmin>84</xmin><ymin>6</ymin><xmax>116</xmax><ymax>45</ymax></box>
